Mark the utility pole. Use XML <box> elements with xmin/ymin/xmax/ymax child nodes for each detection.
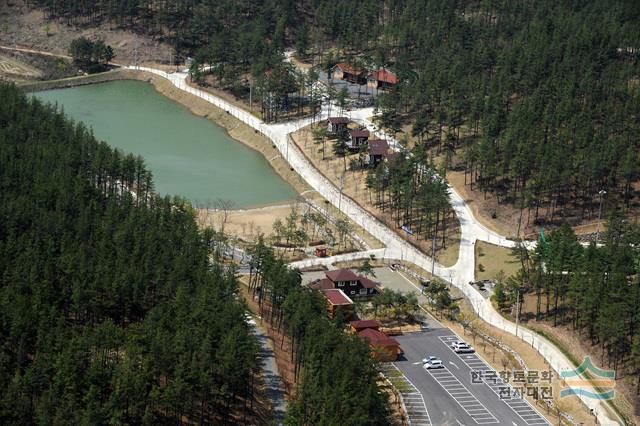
<box><xmin>595</xmin><ymin>190</ymin><xmax>606</xmax><ymax>245</ymax></box>
<box><xmin>515</xmin><ymin>287</ymin><xmax>522</xmax><ymax>337</ymax></box>
<box><xmin>249</xmin><ymin>78</ymin><xmax>252</xmax><ymax>111</ymax></box>
<box><xmin>431</xmin><ymin>232</ymin><xmax>436</xmax><ymax>277</ymax></box>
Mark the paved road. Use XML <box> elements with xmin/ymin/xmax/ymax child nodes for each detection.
<box><xmin>395</xmin><ymin>331</ymin><xmax>549</xmax><ymax>426</ymax></box>
<box><xmin>125</xmin><ymin>65</ymin><xmax>620</xmax><ymax>425</ymax></box>
<box><xmin>248</xmin><ymin>318</ymin><xmax>287</xmax><ymax>425</ymax></box>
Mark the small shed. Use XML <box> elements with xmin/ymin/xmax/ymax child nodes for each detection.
<box><xmin>314</xmin><ymin>246</ymin><xmax>328</xmax><ymax>257</ymax></box>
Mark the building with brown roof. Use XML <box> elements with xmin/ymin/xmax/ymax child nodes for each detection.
<box><xmin>349</xmin><ymin>319</ymin><xmax>380</xmax><ymax>333</ymax></box>
<box><xmin>327</xmin><ymin>116</ymin><xmax>350</xmax><ymax>134</ymax></box>
<box><xmin>357</xmin><ymin>328</ymin><xmax>402</xmax><ymax>361</ymax></box>
<box><xmin>367</xmin><ymin>69</ymin><xmax>399</xmax><ymax>91</ymax></box>
<box><xmin>347</xmin><ymin>128</ymin><xmax>370</xmax><ymax>149</ymax></box>
<box><xmin>321</xmin><ymin>289</ymin><xmax>354</xmax><ymax>320</ymax></box>
<box><xmin>367</xmin><ymin>139</ymin><xmax>389</xmax><ymax>166</ymax></box>
<box><xmin>309</xmin><ymin>268</ymin><xmax>380</xmax><ymax>298</ymax></box>
<box><xmin>332</xmin><ymin>62</ymin><xmax>366</xmax><ymax>85</ymax></box>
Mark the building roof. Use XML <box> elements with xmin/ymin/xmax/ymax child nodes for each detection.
<box><xmin>368</xmin><ymin>139</ymin><xmax>389</xmax><ymax>156</ymax></box>
<box><xmin>326</xmin><ymin>268</ymin><xmax>360</xmax><ymax>282</ymax></box>
<box><xmin>369</xmin><ymin>69</ymin><xmax>399</xmax><ymax>85</ymax></box>
<box><xmin>359</xmin><ymin>277</ymin><xmax>379</xmax><ymax>289</ymax></box>
<box><xmin>349</xmin><ymin>129</ymin><xmax>370</xmax><ymax>138</ymax></box>
<box><xmin>358</xmin><ymin>328</ymin><xmax>400</xmax><ymax>347</ymax></box>
<box><xmin>309</xmin><ymin>278</ymin><xmax>335</xmax><ymax>290</ymax></box>
<box><xmin>350</xmin><ymin>319</ymin><xmax>380</xmax><ymax>331</ymax></box>
<box><xmin>322</xmin><ymin>289</ymin><xmax>354</xmax><ymax>306</ymax></box>
<box><xmin>328</xmin><ymin>117</ymin><xmax>350</xmax><ymax>124</ymax></box>
<box><xmin>334</xmin><ymin>62</ymin><xmax>364</xmax><ymax>76</ymax></box>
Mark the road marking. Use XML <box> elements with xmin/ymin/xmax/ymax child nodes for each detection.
<box><xmin>449</xmin><ymin>361</ymin><xmax>460</xmax><ymax>369</ymax></box>
<box><xmin>382</xmin><ymin>363</ymin><xmax>432</xmax><ymax>425</ymax></box>
<box><xmin>424</xmin><ymin>367</ymin><xmax>498</xmax><ymax>424</ymax></box>
<box><xmin>438</xmin><ymin>336</ymin><xmax>550</xmax><ymax>426</ymax></box>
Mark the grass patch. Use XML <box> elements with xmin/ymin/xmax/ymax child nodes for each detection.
<box><xmin>474</xmin><ymin>241</ymin><xmax>521</xmax><ymax>281</ymax></box>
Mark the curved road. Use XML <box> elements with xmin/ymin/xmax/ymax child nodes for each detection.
<box><xmin>127</xmin><ymin>66</ymin><xmax>619</xmax><ymax>425</ymax></box>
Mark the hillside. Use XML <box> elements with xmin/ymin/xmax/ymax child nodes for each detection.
<box><xmin>0</xmin><ymin>83</ymin><xmax>264</xmax><ymax>424</ymax></box>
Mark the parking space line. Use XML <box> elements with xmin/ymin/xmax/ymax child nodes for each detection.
<box><xmin>382</xmin><ymin>363</ymin><xmax>432</xmax><ymax>425</ymax></box>
<box><xmin>438</xmin><ymin>336</ymin><xmax>550</xmax><ymax>426</ymax></box>
<box><xmin>425</xmin><ymin>367</ymin><xmax>498</xmax><ymax>424</ymax></box>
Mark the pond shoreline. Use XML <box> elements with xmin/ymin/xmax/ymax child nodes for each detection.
<box><xmin>20</xmin><ymin>69</ymin><xmax>310</xmax><ymax>211</ymax></box>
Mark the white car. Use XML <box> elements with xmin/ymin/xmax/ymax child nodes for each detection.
<box><xmin>423</xmin><ymin>359</ymin><xmax>444</xmax><ymax>369</ymax></box>
<box><xmin>422</xmin><ymin>355</ymin><xmax>439</xmax><ymax>364</ymax></box>
<box><xmin>451</xmin><ymin>341</ymin><xmax>475</xmax><ymax>353</ymax></box>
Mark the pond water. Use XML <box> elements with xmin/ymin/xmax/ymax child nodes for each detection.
<box><xmin>34</xmin><ymin>80</ymin><xmax>296</xmax><ymax>207</ymax></box>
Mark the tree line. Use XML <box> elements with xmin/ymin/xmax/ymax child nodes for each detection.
<box><xmin>0</xmin><ymin>83</ymin><xmax>261</xmax><ymax>424</ymax></box>
<box><xmin>366</xmin><ymin>146</ymin><xmax>454</xmax><ymax>250</ymax></box>
<box><xmin>502</xmin><ymin>216</ymin><xmax>640</xmax><ymax>394</ymax></box>
<box><xmin>27</xmin><ymin>0</ymin><xmax>640</xmax><ymax>220</ymax></box>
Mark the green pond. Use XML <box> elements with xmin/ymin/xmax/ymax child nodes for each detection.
<box><xmin>34</xmin><ymin>80</ymin><xmax>296</xmax><ymax>207</ymax></box>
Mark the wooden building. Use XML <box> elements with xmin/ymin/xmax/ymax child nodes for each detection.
<box><xmin>321</xmin><ymin>289</ymin><xmax>354</xmax><ymax>320</ymax></box>
<box><xmin>357</xmin><ymin>328</ymin><xmax>402</xmax><ymax>362</ymax></box>
<box><xmin>327</xmin><ymin>117</ymin><xmax>350</xmax><ymax>134</ymax></box>
<box><xmin>349</xmin><ymin>319</ymin><xmax>380</xmax><ymax>333</ymax></box>
<box><xmin>347</xmin><ymin>129</ymin><xmax>370</xmax><ymax>149</ymax></box>
<box><xmin>332</xmin><ymin>62</ymin><xmax>366</xmax><ymax>85</ymax></box>
<box><xmin>367</xmin><ymin>139</ymin><xmax>389</xmax><ymax>166</ymax></box>
<box><xmin>309</xmin><ymin>268</ymin><xmax>380</xmax><ymax>297</ymax></box>
<box><xmin>367</xmin><ymin>69</ymin><xmax>399</xmax><ymax>91</ymax></box>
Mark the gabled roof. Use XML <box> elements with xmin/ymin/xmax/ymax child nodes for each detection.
<box><xmin>322</xmin><ymin>289</ymin><xmax>354</xmax><ymax>306</ymax></box>
<box><xmin>309</xmin><ymin>278</ymin><xmax>335</xmax><ymax>290</ymax></box>
<box><xmin>358</xmin><ymin>328</ymin><xmax>400</xmax><ymax>347</ymax></box>
<box><xmin>326</xmin><ymin>268</ymin><xmax>359</xmax><ymax>282</ymax></box>
<box><xmin>369</xmin><ymin>69</ymin><xmax>399</xmax><ymax>85</ymax></box>
<box><xmin>327</xmin><ymin>117</ymin><xmax>350</xmax><ymax>124</ymax></box>
<box><xmin>359</xmin><ymin>277</ymin><xmax>379</xmax><ymax>289</ymax></box>
<box><xmin>334</xmin><ymin>62</ymin><xmax>364</xmax><ymax>75</ymax></box>
<box><xmin>368</xmin><ymin>139</ymin><xmax>389</xmax><ymax>156</ymax></box>
<box><xmin>349</xmin><ymin>129</ymin><xmax>370</xmax><ymax>138</ymax></box>
<box><xmin>350</xmin><ymin>319</ymin><xmax>380</xmax><ymax>331</ymax></box>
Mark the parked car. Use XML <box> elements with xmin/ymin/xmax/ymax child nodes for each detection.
<box><xmin>451</xmin><ymin>341</ymin><xmax>475</xmax><ymax>353</ymax></box>
<box><xmin>423</xmin><ymin>359</ymin><xmax>444</xmax><ymax>369</ymax></box>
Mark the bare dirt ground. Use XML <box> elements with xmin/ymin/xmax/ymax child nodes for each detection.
<box><xmin>520</xmin><ymin>293</ymin><xmax>640</xmax><ymax>424</ymax></box>
<box><xmin>0</xmin><ymin>2</ymin><xmax>171</xmax><ymax>66</ymax></box>
<box><xmin>291</xmin><ymin>126</ymin><xmax>460</xmax><ymax>266</ymax></box>
<box><xmin>0</xmin><ymin>52</ymin><xmax>42</xmax><ymax>82</ymax></box>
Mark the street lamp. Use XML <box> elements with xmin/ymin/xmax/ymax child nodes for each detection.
<box><xmin>595</xmin><ymin>190</ymin><xmax>606</xmax><ymax>245</ymax></box>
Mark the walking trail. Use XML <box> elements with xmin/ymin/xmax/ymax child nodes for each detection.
<box><xmin>117</xmin><ymin>65</ymin><xmax>620</xmax><ymax>425</ymax></box>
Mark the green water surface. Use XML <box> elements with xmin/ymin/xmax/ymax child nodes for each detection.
<box><xmin>34</xmin><ymin>80</ymin><xmax>296</xmax><ymax>207</ymax></box>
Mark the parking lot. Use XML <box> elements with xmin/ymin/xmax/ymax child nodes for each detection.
<box><xmin>395</xmin><ymin>329</ymin><xmax>550</xmax><ymax>426</ymax></box>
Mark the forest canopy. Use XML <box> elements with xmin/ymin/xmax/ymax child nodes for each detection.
<box><xmin>0</xmin><ymin>83</ymin><xmax>391</xmax><ymax>425</ymax></box>
<box><xmin>30</xmin><ymin>0</ymin><xmax>640</xmax><ymax>224</ymax></box>
<box><xmin>0</xmin><ymin>82</ymin><xmax>260</xmax><ymax>424</ymax></box>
